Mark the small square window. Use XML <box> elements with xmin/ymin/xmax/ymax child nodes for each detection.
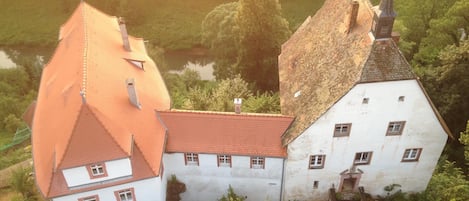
<box><xmin>218</xmin><ymin>155</ymin><xmax>232</xmax><ymax>167</ymax></box>
<box><xmin>386</xmin><ymin>121</ymin><xmax>406</xmax><ymax>135</ymax></box>
<box><xmin>251</xmin><ymin>157</ymin><xmax>265</xmax><ymax>169</ymax></box>
<box><xmin>398</xmin><ymin>96</ymin><xmax>405</xmax><ymax>102</ymax></box>
<box><xmin>362</xmin><ymin>98</ymin><xmax>369</xmax><ymax>104</ymax></box>
<box><xmin>184</xmin><ymin>153</ymin><xmax>199</xmax><ymax>166</ymax></box>
<box><xmin>354</xmin><ymin>152</ymin><xmax>372</xmax><ymax>165</ymax></box>
<box><xmin>402</xmin><ymin>148</ymin><xmax>422</xmax><ymax>162</ymax></box>
<box><xmin>309</xmin><ymin>155</ymin><xmax>325</xmax><ymax>169</ymax></box>
<box><xmin>114</xmin><ymin>188</ymin><xmax>135</xmax><ymax>201</ymax></box>
<box><xmin>87</xmin><ymin>163</ymin><xmax>107</xmax><ymax>179</ymax></box>
<box><xmin>334</xmin><ymin>123</ymin><xmax>352</xmax><ymax>137</ymax></box>
<box><xmin>313</xmin><ymin>181</ymin><xmax>319</xmax><ymax>189</ymax></box>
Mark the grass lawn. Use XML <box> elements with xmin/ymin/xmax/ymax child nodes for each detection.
<box><xmin>0</xmin><ymin>0</ymin><xmax>325</xmax><ymax>50</ymax></box>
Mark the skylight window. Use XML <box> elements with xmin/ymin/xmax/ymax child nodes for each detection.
<box><xmin>125</xmin><ymin>59</ymin><xmax>145</xmax><ymax>70</ymax></box>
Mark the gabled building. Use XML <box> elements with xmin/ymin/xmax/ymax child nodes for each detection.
<box><xmin>159</xmin><ymin>110</ymin><xmax>293</xmax><ymax>201</ymax></box>
<box><xmin>31</xmin><ymin>1</ymin><xmax>452</xmax><ymax>201</ymax></box>
<box><xmin>278</xmin><ymin>0</ymin><xmax>451</xmax><ymax>200</ymax></box>
<box><xmin>32</xmin><ymin>2</ymin><xmax>170</xmax><ymax>201</ymax></box>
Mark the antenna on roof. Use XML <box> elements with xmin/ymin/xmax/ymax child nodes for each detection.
<box><xmin>80</xmin><ymin>89</ymin><xmax>86</xmax><ymax>104</ymax></box>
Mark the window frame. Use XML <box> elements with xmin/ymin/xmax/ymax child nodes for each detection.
<box><xmin>86</xmin><ymin>163</ymin><xmax>108</xmax><ymax>179</ymax></box>
<box><xmin>114</xmin><ymin>188</ymin><xmax>136</xmax><ymax>201</ymax></box>
<box><xmin>402</xmin><ymin>148</ymin><xmax>422</xmax><ymax>162</ymax></box>
<box><xmin>78</xmin><ymin>195</ymin><xmax>99</xmax><ymax>201</ymax></box>
<box><xmin>334</xmin><ymin>123</ymin><xmax>352</xmax><ymax>137</ymax></box>
<box><xmin>308</xmin><ymin>155</ymin><xmax>325</xmax><ymax>169</ymax></box>
<box><xmin>353</xmin><ymin>152</ymin><xmax>372</xmax><ymax>165</ymax></box>
<box><xmin>217</xmin><ymin>155</ymin><xmax>232</xmax><ymax>167</ymax></box>
<box><xmin>184</xmin><ymin>153</ymin><xmax>199</xmax><ymax>166</ymax></box>
<box><xmin>250</xmin><ymin>156</ymin><xmax>265</xmax><ymax>169</ymax></box>
<box><xmin>386</xmin><ymin>121</ymin><xmax>406</xmax><ymax>136</ymax></box>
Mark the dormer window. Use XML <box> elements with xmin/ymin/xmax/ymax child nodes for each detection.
<box><xmin>86</xmin><ymin>163</ymin><xmax>108</xmax><ymax>179</ymax></box>
<box><xmin>125</xmin><ymin>59</ymin><xmax>144</xmax><ymax>70</ymax></box>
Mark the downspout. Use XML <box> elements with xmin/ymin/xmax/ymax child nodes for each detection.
<box><xmin>280</xmin><ymin>157</ymin><xmax>286</xmax><ymax>201</ymax></box>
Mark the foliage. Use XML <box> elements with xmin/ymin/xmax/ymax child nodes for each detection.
<box><xmin>460</xmin><ymin>120</ymin><xmax>469</xmax><ymax>165</ymax></box>
<box><xmin>0</xmin><ymin>0</ymin><xmax>321</xmax><ymax>50</ymax></box>
<box><xmin>218</xmin><ymin>185</ymin><xmax>246</xmax><ymax>201</ymax></box>
<box><xmin>423</xmin><ymin>160</ymin><xmax>469</xmax><ymax>201</ymax></box>
<box><xmin>235</xmin><ymin>0</ymin><xmax>291</xmax><ymax>91</ymax></box>
<box><xmin>166</xmin><ymin>174</ymin><xmax>186</xmax><ymax>201</ymax></box>
<box><xmin>412</xmin><ymin>0</ymin><xmax>469</xmax><ymax>66</ymax></box>
<box><xmin>416</xmin><ymin>40</ymin><xmax>469</xmax><ymax>137</ymax></box>
<box><xmin>243</xmin><ymin>91</ymin><xmax>281</xmax><ymax>114</ymax></box>
<box><xmin>0</xmin><ymin>145</ymin><xmax>32</xmax><ymax>170</ymax></box>
<box><xmin>9</xmin><ymin>166</ymin><xmax>38</xmax><ymax>201</ymax></box>
<box><xmin>201</xmin><ymin>2</ymin><xmax>241</xmax><ymax>80</ymax></box>
<box><xmin>394</xmin><ymin>0</ymin><xmax>456</xmax><ymax>61</ymax></box>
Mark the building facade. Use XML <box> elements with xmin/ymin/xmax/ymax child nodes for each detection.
<box><xmin>30</xmin><ymin>1</ymin><xmax>450</xmax><ymax>201</ymax></box>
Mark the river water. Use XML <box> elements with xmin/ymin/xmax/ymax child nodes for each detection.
<box><xmin>0</xmin><ymin>46</ymin><xmax>215</xmax><ymax>80</ymax></box>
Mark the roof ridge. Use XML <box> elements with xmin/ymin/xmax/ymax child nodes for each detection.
<box><xmin>162</xmin><ymin>109</ymin><xmax>293</xmax><ymax>118</ymax></box>
<box><xmin>55</xmin><ymin>104</ymin><xmax>85</xmax><ymax>170</ymax></box>
<box><xmin>81</xmin><ymin>2</ymin><xmax>88</xmax><ymax>99</ymax></box>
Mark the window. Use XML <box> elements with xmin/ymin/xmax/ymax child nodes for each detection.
<box><xmin>309</xmin><ymin>155</ymin><xmax>325</xmax><ymax>169</ymax></box>
<box><xmin>354</xmin><ymin>152</ymin><xmax>372</xmax><ymax>165</ymax></box>
<box><xmin>402</xmin><ymin>148</ymin><xmax>422</xmax><ymax>162</ymax></box>
<box><xmin>362</xmin><ymin>98</ymin><xmax>369</xmax><ymax>104</ymax></box>
<box><xmin>398</xmin><ymin>96</ymin><xmax>405</xmax><ymax>102</ymax></box>
<box><xmin>313</xmin><ymin>181</ymin><xmax>319</xmax><ymax>189</ymax></box>
<box><xmin>78</xmin><ymin>195</ymin><xmax>99</xmax><ymax>201</ymax></box>
<box><xmin>114</xmin><ymin>188</ymin><xmax>135</xmax><ymax>201</ymax></box>
<box><xmin>184</xmin><ymin>153</ymin><xmax>199</xmax><ymax>166</ymax></box>
<box><xmin>218</xmin><ymin>155</ymin><xmax>231</xmax><ymax>167</ymax></box>
<box><xmin>334</xmin><ymin>123</ymin><xmax>352</xmax><ymax>137</ymax></box>
<box><xmin>386</xmin><ymin>121</ymin><xmax>406</xmax><ymax>135</ymax></box>
<box><xmin>125</xmin><ymin>59</ymin><xmax>144</xmax><ymax>70</ymax></box>
<box><xmin>251</xmin><ymin>157</ymin><xmax>265</xmax><ymax>169</ymax></box>
<box><xmin>86</xmin><ymin>163</ymin><xmax>107</xmax><ymax>179</ymax></box>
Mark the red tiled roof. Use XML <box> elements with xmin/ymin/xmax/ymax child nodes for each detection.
<box><xmin>32</xmin><ymin>2</ymin><xmax>170</xmax><ymax>197</ymax></box>
<box><xmin>158</xmin><ymin>110</ymin><xmax>294</xmax><ymax>158</ymax></box>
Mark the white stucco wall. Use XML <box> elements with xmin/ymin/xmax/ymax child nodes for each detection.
<box><xmin>62</xmin><ymin>158</ymin><xmax>132</xmax><ymax>187</ymax></box>
<box><xmin>164</xmin><ymin>153</ymin><xmax>285</xmax><ymax>201</ymax></box>
<box><xmin>283</xmin><ymin>80</ymin><xmax>448</xmax><ymax>201</ymax></box>
<box><xmin>53</xmin><ymin>177</ymin><xmax>163</xmax><ymax>201</ymax></box>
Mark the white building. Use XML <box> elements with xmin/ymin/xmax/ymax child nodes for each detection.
<box><xmin>278</xmin><ymin>0</ymin><xmax>451</xmax><ymax>200</ymax></box>
<box><xmin>158</xmin><ymin>110</ymin><xmax>293</xmax><ymax>201</ymax></box>
<box><xmin>29</xmin><ymin>1</ymin><xmax>451</xmax><ymax>201</ymax></box>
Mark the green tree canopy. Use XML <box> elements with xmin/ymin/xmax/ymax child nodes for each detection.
<box><xmin>236</xmin><ymin>0</ymin><xmax>291</xmax><ymax>91</ymax></box>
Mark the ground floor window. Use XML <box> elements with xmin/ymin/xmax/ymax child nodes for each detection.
<box><xmin>78</xmin><ymin>195</ymin><xmax>99</xmax><ymax>201</ymax></box>
<box><xmin>114</xmin><ymin>188</ymin><xmax>135</xmax><ymax>201</ymax></box>
<box><xmin>402</xmin><ymin>148</ymin><xmax>422</xmax><ymax>162</ymax></box>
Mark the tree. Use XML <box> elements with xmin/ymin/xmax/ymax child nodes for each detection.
<box><xmin>243</xmin><ymin>91</ymin><xmax>281</xmax><ymax>113</ymax></box>
<box><xmin>219</xmin><ymin>185</ymin><xmax>246</xmax><ymax>201</ymax></box>
<box><xmin>460</xmin><ymin>120</ymin><xmax>469</xmax><ymax>165</ymax></box>
<box><xmin>202</xmin><ymin>0</ymin><xmax>291</xmax><ymax>91</ymax></box>
<box><xmin>424</xmin><ymin>160</ymin><xmax>469</xmax><ymax>201</ymax></box>
<box><xmin>394</xmin><ymin>0</ymin><xmax>456</xmax><ymax>61</ymax></box>
<box><xmin>236</xmin><ymin>0</ymin><xmax>291</xmax><ymax>91</ymax></box>
<box><xmin>201</xmin><ymin>2</ymin><xmax>240</xmax><ymax>80</ymax></box>
<box><xmin>10</xmin><ymin>166</ymin><xmax>38</xmax><ymax>201</ymax></box>
<box><xmin>412</xmin><ymin>0</ymin><xmax>469</xmax><ymax>66</ymax></box>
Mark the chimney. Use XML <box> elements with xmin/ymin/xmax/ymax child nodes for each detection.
<box><xmin>118</xmin><ymin>17</ymin><xmax>131</xmax><ymax>52</ymax></box>
<box><xmin>234</xmin><ymin>98</ymin><xmax>242</xmax><ymax>114</ymax></box>
<box><xmin>371</xmin><ymin>0</ymin><xmax>397</xmax><ymax>39</ymax></box>
<box><xmin>346</xmin><ymin>1</ymin><xmax>360</xmax><ymax>33</ymax></box>
<box><xmin>126</xmin><ymin>78</ymin><xmax>141</xmax><ymax>109</ymax></box>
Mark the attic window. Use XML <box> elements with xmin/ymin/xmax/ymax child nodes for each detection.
<box><xmin>398</xmin><ymin>96</ymin><xmax>405</xmax><ymax>102</ymax></box>
<box><xmin>86</xmin><ymin>163</ymin><xmax>108</xmax><ymax>179</ymax></box>
<box><xmin>362</xmin><ymin>98</ymin><xmax>369</xmax><ymax>104</ymax></box>
<box><xmin>125</xmin><ymin>59</ymin><xmax>144</xmax><ymax>70</ymax></box>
